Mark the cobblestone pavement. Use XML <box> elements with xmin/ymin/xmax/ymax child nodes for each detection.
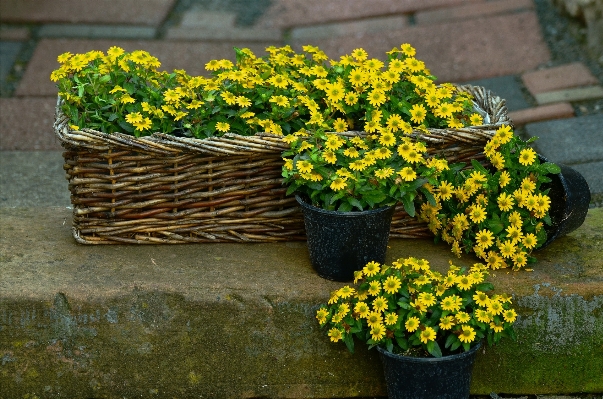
<box><xmin>1</xmin><ymin>0</ymin><xmax>602</xmax><ymax>210</ymax></box>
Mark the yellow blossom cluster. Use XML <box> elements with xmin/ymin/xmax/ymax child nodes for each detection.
<box><xmin>316</xmin><ymin>257</ymin><xmax>516</xmax><ymax>357</ymax></box>
<box><xmin>420</xmin><ymin>125</ymin><xmax>559</xmax><ymax>271</ymax></box>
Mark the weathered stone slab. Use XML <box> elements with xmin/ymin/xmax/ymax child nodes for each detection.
<box><xmin>0</xmin><ymin>206</ymin><xmax>602</xmax><ymax>397</ymax></box>
<box><xmin>38</xmin><ymin>24</ymin><xmax>157</xmax><ymax>39</ymax></box>
<box><xmin>0</xmin><ymin>98</ymin><xmax>62</xmax><ymax>151</ymax></box>
<box><xmin>534</xmin><ymin>86</ymin><xmax>603</xmax><ymax>105</ymax></box>
<box><xmin>0</xmin><ymin>151</ymin><xmax>70</xmax><ymax>207</ymax></box>
<box><xmin>0</xmin><ymin>41</ymin><xmax>22</xmax><ymax>84</ymax></box>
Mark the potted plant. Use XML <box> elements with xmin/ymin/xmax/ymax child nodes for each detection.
<box><xmin>418</xmin><ymin>125</ymin><xmax>590</xmax><ymax>270</ymax></box>
<box><xmin>51</xmin><ymin>44</ymin><xmax>506</xmax><ymax>245</ymax></box>
<box><xmin>316</xmin><ymin>256</ymin><xmax>516</xmax><ymax>398</ymax></box>
<box><xmin>278</xmin><ymin>44</ymin><xmax>482</xmax><ymax>280</ymax></box>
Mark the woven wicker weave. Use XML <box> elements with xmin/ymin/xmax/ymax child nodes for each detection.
<box><xmin>54</xmin><ymin>85</ymin><xmax>511</xmax><ymax>244</ymax></box>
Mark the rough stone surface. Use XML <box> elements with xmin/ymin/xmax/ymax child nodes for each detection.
<box><xmin>15</xmin><ymin>39</ymin><xmax>276</xmax><ymax>97</ymax></box>
<box><xmin>0</xmin><ymin>98</ymin><xmax>62</xmax><ymax>151</ymax></box>
<box><xmin>0</xmin><ymin>0</ymin><xmax>177</xmax><ymax>26</ymax></box>
<box><xmin>525</xmin><ymin>113</ymin><xmax>603</xmax><ymax>166</ymax></box>
<box><xmin>463</xmin><ymin>75</ymin><xmax>532</xmax><ymax>111</ymax></box>
<box><xmin>290</xmin><ymin>11</ymin><xmax>551</xmax><ymax>83</ymax></box>
<box><xmin>0</xmin><ymin>151</ymin><xmax>70</xmax><ymax>208</ymax></box>
<box><xmin>508</xmin><ymin>102</ymin><xmax>575</xmax><ymax>126</ymax></box>
<box><xmin>521</xmin><ymin>62</ymin><xmax>600</xmax><ymax>95</ymax></box>
<box><xmin>0</xmin><ymin>207</ymin><xmax>601</xmax><ymax>396</ymax></box>
<box><xmin>0</xmin><ymin>26</ymin><xmax>30</xmax><ymax>41</ymax></box>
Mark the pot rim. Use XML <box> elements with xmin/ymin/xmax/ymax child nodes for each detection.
<box><xmin>376</xmin><ymin>340</ymin><xmax>482</xmax><ymax>363</ymax></box>
<box><xmin>295</xmin><ymin>194</ymin><xmax>395</xmax><ymax>217</ymax></box>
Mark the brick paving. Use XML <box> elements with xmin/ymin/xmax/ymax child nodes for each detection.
<box><xmin>0</xmin><ymin>0</ymin><xmax>601</xmax><ymax>203</ymax></box>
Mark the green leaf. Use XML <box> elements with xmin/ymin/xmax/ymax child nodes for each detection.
<box><xmin>426</xmin><ymin>341</ymin><xmax>442</xmax><ymax>358</ymax></box>
<box><xmin>526</xmin><ymin>136</ymin><xmax>539</xmax><ymax>144</ymax></box>
<box><xmin>343</xmin><ymin>333</ymin><xmax>355</xmax><ymax>354</ymax></box>
<box><xmin>401</xmin><ymin>195</ymin><xmax>416</xmax><ymax>217</ymax></box>
<box><xmin>471</xmin><ymin>159</ymin><xmax>489</xmax><ymax>175</ymax></box>
<box><xmin>420</xmin><ymin>186</ymin><xmax>437</xmax><ymax>206</ymax></box>
<box><xmin>450</xmin><ymin>340</ymin><xmax>461</xmax><ymax>352</ymax></box>
<box><xmin>396</xmin><ymin>336</ymin><xmax>409</xmax><ymax>351</ymax></box>
<box><xmin>348</xmin><ymin>197</ymin><xmax>363</xmax><ymax>211</ymax></box>
<box><xmin>338</xmin><ymin>202</ymin><xmax>353</xmax><ymax>212</ymax></box>
<box><xmin>386</xmin><ymin>339</ymin><xmax>394</xmax><ymax>353</ymax></box>
<box><xmin>445</xmin><ymin>333</ymin><xmax>456</xmax><ymax>349</ymax></box>
<box><xmin>487</xmin><ymin>213</ymin><xmax>505</xmax><ymax>235</ymax></box>
<box><xmin>541</xmin><ymin>162</ymin><xmax>561</xmax><ymax>175</ymax></box>
<box><xmin>362</xmin><ymin>191</ymin><xmax>387</xmax><ymax>206</ymax></box>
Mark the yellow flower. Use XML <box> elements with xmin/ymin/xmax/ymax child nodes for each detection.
<box><xmin>519</xmin><ymin>148</ymin><xmax>537</xmax><ymax>166</ymax></box>
<box><xmin>459</xmin><ymin>325</ymin><xmax>476</xmax><ymax>343</ymax></box>
<box><xmin>475</xmin><ymin>229</ymin><xmax>494</xmax><ymax>249</ymax></box>
<box><xmin>522</xmin><ymin>233</ymin><xmax>538</xmax><ymax>250</ymax></box>
<box><xmin>316</xmin><ymin>308</ymin><xmax>329</xmax><ymax>325</ymax></box>
<box><xmin>351</xmin><ymin>48</ymin><xmax>368</xmax><ymax>61</ymax></box>
<box><xmin>215</xmin><ymin>122</ymin><xmax>230</xmax><ymax>133</ymax></box>
<box><xmin>405</xmin><ymin>316</ymin><xmax>420</xmax><ymax>332</ymax></box>
<box><xmin>330</xmin><ymin>177</ymin><xmax>347</xmax><ymax>191</ymax></box>
<box><xmin>333</xmin><ymin>118</ymin><xmax>348</xmax><ymax>133</ymax></box>
<box><xmin>439</xmin><ymin>315</ymin><xmax>455</xmax><ymax>330</ymax></box>
<box><xmin>503</xmin><ymin>309</ymin><xmax>517</xmax><ymax>323</ymax></box>
<box><xmin>372</xmin><ymin>296</ymin><xmax>388</xmax><ymax>312</ymax></box>
<box><xmin>328</xmin><ymin>328</ymin><xmax>343</xmax><ymax>342</ymax></box>
<box><xmin>456</xmin><ymin>275</ymin><xmax>473</xmax><ymax>291</ymax></box>
<box><xmin>366</xmin><ymin>311</ymin><xmax>383</xmax><ymax>328</ymax></box>
<box><xmin>409</xmin><ymin>104</ymin><xmax>427</xmax><ymax>124</ymax></box>
<box><xmin>367</xmin><ymin>90</ymin><xmax>387</xmax><ymax>107</ymax></box>
<box><xmin>384</xmin><ymin>312</ymin><xmax>398</xmax><ymax>326</ymax></box>
<box><xmin>440</xmin><ymin>294</ymin><xmax>462</xmax><ymax>312</ymax></box>
<box><xmin>418</xmin><ymin>292</ymin><xmax>436</xmax><ymax>307</ymax></box>
<box><xmin>420</xmin><ymin>326</ymin><xmax>437</xmax><ymax>344</ymax></box>
<box><xmin>383</xmin><ymin>275</ymin><xmax>402</xmax><ymax>294</ymax></box>
<box><xmin>497</xmin><ymin>192</ymin><xmax>515</xmax><ymax>212</ymax></box>
<box><xmin>498</xmin><ymin>240</ymin><xmax>516</xmax><ymax>259</ymax></box>
<box><xmin>325</xmin><ymin>134</ymin><xmax>345</xmax><ymax>150</ymax></box>
<box><xmin>398</xmin><ymin>167</ymin><xmax>417</xmax><ymax>181</ymax></box>
<box><xmin>375</xmin><ymin>167</ymin><xmax>394</xmax><ymax>179</ymax></box>
<box><xmin>349</xmin><ymin>160</ymin><xmax>366</xmax><ymax>171</ymax></box>
<box><xmin>370</xmin><ymin>324</ymin><xmax>386</xmax><ymax>341</ymax></box>
<box><xmin>469</xmin><ymin>204</ymin><xmax>487</xmax><ymax>224</ymax></box>
<box><xmin>379</xmin><ymin>132</ymin><xmax>396</xmax><ymax>147</ymax></box>
<box><xmin>363</xmin><ymin>261</ymin><xmax>380</xmax><ymax>277</ymax></box>
<box><xmin>354</xmin><ymin>301</ymin><xmax>370</xmax><ymax>318</ymax></box>
<box><xmin>296</xmin><ymin>160</ymin><xmax>313</xmax><ymax>174</ymax></box>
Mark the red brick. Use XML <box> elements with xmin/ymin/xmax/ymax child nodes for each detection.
<box><xmin>16</xmin><ymin>39</ymin><xmax>278</xmax><ymax>97</ymax></box>
<box><xmin>291</xmin><ymin>11</ymin><xmax>550</xmax><ymax>83</ymax></box>
<box><xmin>0</xmin><ymin>98</ymin><xmax>62</xmax><ymax>151</ymax></box>
<box><xmin>255</xmin><ymin>0</ymin><xmax>483</xmax><ymax>29</ymax></box>
<box><xmin>521</xmin><ymin>62</ymin><xmax>600</xmax><ymax>95</ymax></box>
<box><xmin>508</xmin><ymin>102</ymin><xmax>574</xmax><ymax>126</ymax></box>
<box><xmin>0</xmin><ymin>0</ymin><xmax>176</xmax><ymax>27</ymax></box>
<box><xmin>415</xmin><ymin>0</ymin><xmax>533</xmax><ymax>24</ymax></box>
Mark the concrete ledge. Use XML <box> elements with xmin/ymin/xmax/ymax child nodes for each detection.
<box><xmin>1</xmin><ymin>207</ymin><xmax>602</xmax><ymax>397</ymax></box>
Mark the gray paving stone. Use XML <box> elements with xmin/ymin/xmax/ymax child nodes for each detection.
<box><xmin>0</xmin><ymin>41</ymin><xmax>22</xmax><ymax>83</ymax></box>
<box><xmin>525</xmin><ymin>114</ymin><xmax>603</xmax><ymax>165</ymax></box>
<box><xmin>463</xmin><ymin>75</ymin><xmax>532</xmax><ymax>111</ymax></box>
<box><xmin>0</xmin><ymin>151</ymin><xmax>71</xmax><ymax>207</ymax></box>
<box><xmin>38</xmin><ymin>24</ymin><xmax>157</xmax><ymax>39</ymax></box>
<box><xmin>568</xmin><ymin>161</ymin><xmax>603</xmax><ymax>196</ymax></box>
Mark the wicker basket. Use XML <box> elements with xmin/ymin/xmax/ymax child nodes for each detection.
<box><xmin>54</xmin><ymin>85</ymin><xmax>511</xmax><ymax>244</ymax></box>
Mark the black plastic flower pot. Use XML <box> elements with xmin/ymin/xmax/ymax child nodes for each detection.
<box><xmin>296</xmin><ymin>195</ymin><xmax>395</xmax><ymax>282</ymax></box>
<box><xmin>538</xmin><ymin>155</ymin><xmax>591</xmax><ymax>249</ymax></box>
<box><xmin>376</xmin><ymin>342</ymin><xmax>481</xmax><ymax>399</ymax></box>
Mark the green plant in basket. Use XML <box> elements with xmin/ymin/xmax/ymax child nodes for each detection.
<box><xmin>419</xmin><ymin>125</ymin><xmax>561</xmax><ymax>270</ymax></box>
<box><xmin>316</xmin><ymin>256</ymin><xmax>517</xmax><ymax>357</ymax></box>
<box><xmin>278</xmin><ymin>44</ymin><xmax>482</xmax><ymax>212</ymax></box>
<box><xmin>51</xmin><ymin>47</ymin><xmax>186</xmax><ymax>136</ymax></box>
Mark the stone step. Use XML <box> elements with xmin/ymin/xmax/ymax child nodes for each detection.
<box><xmin>0</xmin><ymin>206</ymin><xmax>602</xmax><ymax>397</ymax></box>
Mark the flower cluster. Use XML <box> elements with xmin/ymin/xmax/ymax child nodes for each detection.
<box><xmin>51</xmin><ymin>44</ymin><xmax>479</xmax><ymax>142</ymax></box>
<box><xmin>420</xmin><ymin>125</ymin><xmax>561</xmax><ymax>270</ymax></box>
<box><xmin>278</xmin><ymin>44</ymin><xmax>480</xmax><ymax>211</ymax></box>
<box><xmin>51</xmin><ymin>47</ymin><xmax>185</xmax><ymax>136</ymax></box>
<box><xmin>316</xmin><ymin>257</ymin><xmax>516</xmax><ymax>357</ymax></box>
